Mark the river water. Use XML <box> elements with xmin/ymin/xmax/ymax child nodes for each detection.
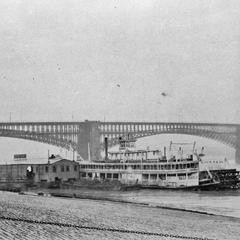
<box><xmin>55</xmin><ymin>188</ymin><xmax>240</xmax><ymax>219</ymax></box>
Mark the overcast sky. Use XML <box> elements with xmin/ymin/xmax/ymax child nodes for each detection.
<box><xmin>0</xmin><ymin>0</ymin><xmax>239</xmax><ymax>123</ymax></box>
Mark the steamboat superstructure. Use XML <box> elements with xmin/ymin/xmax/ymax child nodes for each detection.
<box><xmin>79</xmin><ymin>136</ymin><xmax>201</xmax><ymax>189</ymax></box>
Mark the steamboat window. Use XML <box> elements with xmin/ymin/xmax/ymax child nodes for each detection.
<box><xmin>150</xmin><ymin>174</ymin><xmax>157</xmax><ymax>180</ymax></box>
<box><xmin>74</xmin><ymin>165</ymin><xmax>78</xmax><ymax>171</ymax></box>
<box><xmin>61</xmin><ymin>166</ymin><xmax>64</xmax><ymax>172</ymax></box>
<box><xmin>172</xmin><ymin>165</ymin><xmax>175</xmax><ymax>169</ymax></box>
<box><xmin>107</xmin><ymin>173</ymin><xmax>112</xmax><ymax>179</ymax></box>
<box><xmin>142</xmin><ymin>174</ymin><xmax>148</xmax><ymax>180</ymax></box>
<box><xmin>187</xmin><ymin>164</ymin><xmax>190</xmax><ymax>168</ymax></box>
<box><xmin>113</xmin><ymin>173</ymin><xmax>118</xmax><ymax>179</ymax></box>
<box><xmin>87</xmin><ymin>173</ymin><xmax>92</xmax><ymax>178</ymax></box>
<box><xmin>167</xmin><ymin>174</ymin><xmax>176</xmax><ymax>178</ymax></box>
<box><xmin>100</xmin><ymin>173</ymin><xmax>105</xmax><ymax>179</ymax></box>
<box><xmin>81</xmin><ymin>172</ymin><xmax>86</xmax><ymax>177</ymax></box>
<box><xmin>188</xmin><ymin>173</ymin><xmax>196</xmax><ymax>179</ymax></box>
<box><xmin>159</xmin><ymin>174</ymin><xmax>166</xmax><ymax>180</ymax></box>
<box><xmin>45</xmin><ymin>166</ymin><xmax>48</xmax><ymax>173</ymax></box>
<box><xmin>52</xmin><ymin>166</ymin><xmax>56</xmax><ymax>173</ymax></box>
<box><xmin>178</xmin><ymin>173</ymin><xmax>186</xmax><ymax>180</ymax></box>
<box><xmin>66</xmin><ymin>166</ymin><xmax>70</xmax><ymax>172</ymax></box>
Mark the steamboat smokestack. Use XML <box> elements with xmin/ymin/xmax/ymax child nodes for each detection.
<box><xmin>164</xmin><ymin>146</ymin><xmax>166</xmax><ymax>159</ymax></box>
<box><xmin>104</xmin><ymin>137</ymin><xmax>108</xmax><ymax>161</ymax></box>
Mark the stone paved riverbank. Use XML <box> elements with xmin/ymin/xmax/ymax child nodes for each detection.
<box><xmin>0</xmin><ymin>191</ymin><xmax>239</xmax><ymax>240</ymax></box>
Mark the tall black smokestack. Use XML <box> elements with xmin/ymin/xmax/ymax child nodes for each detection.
<box><xmin>104</xmin><ymin>137</ymin><xmax>108</xmax><ymax>161</ymax></box>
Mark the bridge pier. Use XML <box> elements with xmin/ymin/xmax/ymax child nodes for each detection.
<box><xmin>77</xmin><ymin>121</ymin><xmax>101</xmax><ymax>161</ymax></box>
<box><xmin>235</xmin><ymin>127</ymin><xmax>240</xmax><ymax>165</ymax></box>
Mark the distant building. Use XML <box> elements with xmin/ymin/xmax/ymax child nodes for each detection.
<box><xmin>0</xmin><ymin>159</ymin><xmax>80</xmax><ymax>183</ymax></box>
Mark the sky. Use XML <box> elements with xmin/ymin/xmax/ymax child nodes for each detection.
<box><xmin>0</xmin><ymin>0</ymin><xmax>239</xmax><ymax>123</ymax></box>
<box><xmin>0</xmin><ymin>0</ymin><xmax>239</xmax><ymax>161</ymax></box>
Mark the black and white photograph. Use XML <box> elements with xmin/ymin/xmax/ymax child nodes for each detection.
<box><xmin>0</xmin><ymin>0</ymin><xmax>239</xmax><ymax>239</ymax></box>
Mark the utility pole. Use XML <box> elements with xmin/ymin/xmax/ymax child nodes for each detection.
<box><xmin>48</xmin><ymin>149</ymin><xmax>50</xmax><ymax>164</ymax></box>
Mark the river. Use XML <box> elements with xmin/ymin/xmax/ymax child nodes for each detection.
<box><xmin>46</xmin><ymin>188</ymin><xmax>240</xmax><ymax>219</ymax></box>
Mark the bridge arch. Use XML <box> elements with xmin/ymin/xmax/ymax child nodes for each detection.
<box><xmin>104</xmin><ymin>129</ymin><xmax>236</xmax><ymax>149</ymax></box>
<box><xmin>0</xmin><ymin>121</ymin><xmax>239</xmax><ymax>162</ymax></box>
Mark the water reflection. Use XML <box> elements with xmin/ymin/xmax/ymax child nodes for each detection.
<box><xmin>75</xmin><ymin>188</ymin><xmax>240</xmax><ymax>218</ymax></box>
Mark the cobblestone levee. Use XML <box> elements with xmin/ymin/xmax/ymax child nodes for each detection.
<box><xmin>0</xmin><ymin>191</ymin><xmax>239</xmax><ymax>240</ymax></box>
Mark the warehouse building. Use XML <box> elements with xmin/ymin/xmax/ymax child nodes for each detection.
<box><xmin>0</xmin><ymin>159</ymin><xmax>80</xmax><ymax>183</ymax></box>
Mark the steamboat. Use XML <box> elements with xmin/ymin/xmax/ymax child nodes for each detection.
<box><xmin>79</xmin><ymin>136</ymin><xmax>240</xmax><ymax>190</ymax></box>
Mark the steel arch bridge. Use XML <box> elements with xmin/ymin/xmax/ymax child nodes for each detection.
<box><xmin>0</xmin><ymin>121</ymin><xmax>239</xmax><ymax>163</ymax></box>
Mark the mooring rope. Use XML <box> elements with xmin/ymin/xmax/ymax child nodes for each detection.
<box><xmin>0</xmin><ymin>215</ymin><xmax>216</xmax><ymax>240</ymax></box>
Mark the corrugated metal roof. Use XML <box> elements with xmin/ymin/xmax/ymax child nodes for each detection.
<box><xmin>0</xmin><ymin>155</ymin><xmax>77</xmax><ymax>165</ymax></box>
<box><xmin>1</xmin><ymin>158</ymin><xmax>80</xmax><ymax>166</ymax></box>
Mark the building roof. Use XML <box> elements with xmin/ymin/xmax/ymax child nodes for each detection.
<box><xmin>0</xmin><ymin>156</ymin><xmax>78</xmax><ymax>166</ymax></box>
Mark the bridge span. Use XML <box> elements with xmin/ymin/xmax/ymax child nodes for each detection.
<box><xmin>0</xmin><ymin>121</ymin><xmax>239</xmax><ymax>163</ymax></box>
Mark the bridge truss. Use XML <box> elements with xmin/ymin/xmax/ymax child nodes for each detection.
<box><xmin>0</xmin><ymin>121</ymin><xmax>239</xmax><ymax>161</ymax></box>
